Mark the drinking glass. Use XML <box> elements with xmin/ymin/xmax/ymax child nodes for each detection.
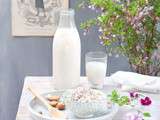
<box><xmin>85</xmin><ymin>51</ymin><xmax>107</xmax><ymax>89</ymax></box>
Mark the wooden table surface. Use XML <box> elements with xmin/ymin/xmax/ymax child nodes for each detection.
<box><xmin>16</xmin><ymin>76</ymin><xmax>160</xmax><ymax>120</ymax></box>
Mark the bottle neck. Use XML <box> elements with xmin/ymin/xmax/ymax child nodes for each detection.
<box><xmin>58</xmin><ymin>9</ymin><xmax>76</xmax><ymax>28</ymax></box>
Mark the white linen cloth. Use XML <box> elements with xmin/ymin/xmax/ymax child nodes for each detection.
<box><xmin>109</xmin><ymin>71</ymin><xmax>160</xmax><ymax>93</ymax></box>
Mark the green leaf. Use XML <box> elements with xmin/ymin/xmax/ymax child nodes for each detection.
<box><xmin>110</xmin><ymin>90</ymin><xmax>119</xmax><ymax>102</ymax></box>
<box><xmin>118</xmin><ymin>96</ymin><xmax>129</xmax><ymax>106</ymax></box>
<box><xmin>109</xmin><ymin>90</ymin><xmax>129</xmax><ymax>106</ymax></box>
<box><xmin>143</xmin><ymin>16</ymin><xmax>154</xmax><ymax>31</ymax></box>
<box><xmin>80</xmin><ymin>19</ymin><xmax>97</xmax><ymax>29</ymax></box>
<box><xmin>143</xmin><ymin>112</ymin><xmax>151</xmax><ymax>117</ymax></box>
<box><xmin>128</xmin><ymin>1</ymin><xmax>139</xmax><ymax>16</ymax></box>
<box><xmin>97</xmin><ymin>14</ymin><xmax>110</xmax><ymax>23</ymax></box>
<box><xmin>139</xmin><ymin>0</ymin><xmax>146</xmax><ymax>6</ymax></box>
<box><xmin>152</xmin><ymin>0</ymin><xmax>160</xmax><ymax>17</ymax></box>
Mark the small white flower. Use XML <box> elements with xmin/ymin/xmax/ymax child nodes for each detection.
<box><xmin>101</xmin><ymin>7</ymin><xmax>104</xmax><ymax>11</ymax></box>
<box><xmin>110</xmin><ymin>22</ymin><xmax>113</xmax><ymax>26</ymax></box>
<box><xmin>91</xmin><ymin>5</ymin><xmax>95</xmax><ymax>10</ymax></box>
<box><xmin>98</xmin><ymin>27</ymin><xmax>103</xmax><ymax>32</ymax></box>
<box><xmin>116</xmin><ymin>15</ymin><xmax>120</xmax><ymax>18</ymax></box>
<box><xmin>88</xmin><ymin>5</ymin><xmax>92</xmax><ymax>9</ymax></box>
<box><xmin>115</xmin><ymin>54</ymin><xmax>119</xmax><ymax>58</ymax></box>
<box><xmin>83</xmin><ymin>32</ymin><xmax>87</xmax><ymax>36</ymax></box>
<box><xmin>109</xmin><ymin>53</ymin><xmax>112</xmax><ymax>56</ymax></box>
<box><xmin>112</xmin><ymin>34</ymin><xmax>116</xmax><ymax>38</ymax></box>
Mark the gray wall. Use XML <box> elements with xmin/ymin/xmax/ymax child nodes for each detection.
<box><xmin>0</xmin><ymin>0</ymin><xmax>130</xmax><ymax>120</ymax></box>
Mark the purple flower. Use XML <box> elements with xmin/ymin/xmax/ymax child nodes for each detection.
<box><xmin>129</xmin><ymin>92</ymin><xmax>139</xmax><ymax>98</ymax></box>
<box><xmin>126</xmin><ymin>112</ymin><xmax>143</xmax><ymax>120</ymax></box>
<box><xmin>99</xmin><ymin>41</ymin><xmax>104</xmax><ymax>45</ymax></box>
<box><xmin>129</xmin><ymin>6</ymin><xmax>153</xmax><ymax>34</ymax></box>
<box><xmin>140</xmin><ymin>97</ymin><xmax>152</xmax><ymax>106</ymax></box>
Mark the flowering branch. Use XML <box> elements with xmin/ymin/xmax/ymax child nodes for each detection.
<box><xmin>79</xmin><ymin>0</ymin><xmax>160</xmax><ymax>75</ymax></box>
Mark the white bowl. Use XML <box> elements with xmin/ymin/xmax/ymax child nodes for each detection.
<box><xmin>69</xmin><ymin>99</ymin><xmax>109</xmax><ymax>118</ymax></box>
<box><xmin>62</xmin><ymin>88</ymin><xmax>112</xmax><ymax>118</ymax></box>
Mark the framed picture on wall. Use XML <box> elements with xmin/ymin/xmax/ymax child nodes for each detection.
<box><xmin>12</xmin><ymin>0</ymin><xmax>69</xmax><ymax>36</ymax></box>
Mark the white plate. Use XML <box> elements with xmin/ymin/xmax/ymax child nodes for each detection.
<box><xmin>28</xmin><ymin>91</ymin><xmax>119</xmax><ymax>120</ymax></box>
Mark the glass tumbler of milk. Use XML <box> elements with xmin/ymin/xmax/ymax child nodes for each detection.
<box><xmin>85</xmin><ymin>51</ymin><xmax>107</xmax><ymax>89</ymax></box>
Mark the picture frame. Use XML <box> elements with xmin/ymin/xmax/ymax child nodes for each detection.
<box><xmin>12</xmin><ymin>0</ymin><xmax>69</xmax><ymax>36</ymax></box>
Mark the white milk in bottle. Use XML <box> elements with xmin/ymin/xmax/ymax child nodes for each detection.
<box><xmin>53</xmin><ymin>9</ymin><xmax>81</xmax><ymax>90</ymax></box>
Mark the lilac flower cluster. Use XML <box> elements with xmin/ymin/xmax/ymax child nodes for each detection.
<box><xmin>88</xmin><ymin>5</ymin><xmax>96</xmax><ymax>10</ymax></box>
<box><xmin>80</xmin><ymin>0</ymin><xmax>160</xmax><ymax>75</ymax></box>
<box><xmin>129</xmin><ymin>6</ymin><xmax>153</xmax><ymax>34</ymax></box>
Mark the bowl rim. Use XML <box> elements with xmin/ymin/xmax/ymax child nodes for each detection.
<box><xmin>28</xmin><ymin>97</ymin><xmax>52</xmax><ymax>120</ymax></box>
<box><xmin>28</xmin><ymin>90</ymin><xmax>65</xmax><ymax>120</ymax></box>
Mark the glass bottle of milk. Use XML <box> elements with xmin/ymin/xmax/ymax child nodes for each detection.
<box><xmin>53</xmin><ymin>9</ymin><xmax>81</xmax><ymax>90</ymax></box>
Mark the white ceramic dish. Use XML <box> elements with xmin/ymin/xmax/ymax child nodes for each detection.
<box><xmin>28</xmin><ymin>91</ymin><xmax>119</xmax><ymax>120</ymax></box>
<box><xmin>64</xmin><ymin>89</ymin><xmax>110</xmax><ymax>118</ymax></box>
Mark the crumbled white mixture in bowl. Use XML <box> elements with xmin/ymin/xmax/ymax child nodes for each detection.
<box><xmin>62</xmin><ymin>87</ymin><xmax>109</xmax><ymax>118</ymax></box>
<box><xmin>71</xmin><ymin>87</ymin><xmax>106</xmax><ymax>102</ymax></box>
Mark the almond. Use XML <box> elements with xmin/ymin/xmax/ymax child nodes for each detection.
<box><xmin>47</xmin><ymin>95</ymin><xmax>60</xmax><ymax>101</ymax></box>
<box><xmin>49</xmin><ymin>101</ymin><xmax>58</xmax><ymax>107</ymax></box>
<box><xmin>56</xmin><ymin>102</ymin><xmax>65</xmax><ymax>110</ymax></box>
